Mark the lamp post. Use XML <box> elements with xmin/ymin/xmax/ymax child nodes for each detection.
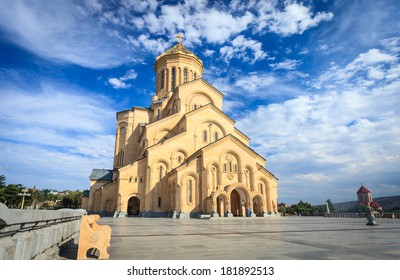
<box><xmin>18</xmin><ymin>188</ymin><xmax>31</xmax><ymax>209</ymax></box>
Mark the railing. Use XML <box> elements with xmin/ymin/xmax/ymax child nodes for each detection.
<box><xmin>0</xmin><ymin>203</ymin><xmax>85</xmax><ymax>260</ymax></box>
<box><xmin>324</xmin><ymin>212</ymin><xmax>400</xmax><ymax>218</ymax></box>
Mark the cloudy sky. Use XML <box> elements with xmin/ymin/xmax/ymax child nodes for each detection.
<box><xmin>0</xmin><ymin>0</ymin><xmax>399</xmax><ymax>205</ymax></box>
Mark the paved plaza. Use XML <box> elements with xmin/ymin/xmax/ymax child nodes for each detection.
<box><xmin>61</xmin><ymin>216</ymin><xmax>400</xmax><ymax>260</ymax></box>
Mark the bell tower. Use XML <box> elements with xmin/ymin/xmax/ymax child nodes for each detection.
<box><xmin>153</xmin><ymin>34</ymin><xmax>204</xmax><ymax>101</ymax></box>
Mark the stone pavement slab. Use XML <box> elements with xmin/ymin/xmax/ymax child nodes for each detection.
<box><xmin>60</xmin><ymin>216</ymin><xmax>400</xmax><ymax>260</ymax></box>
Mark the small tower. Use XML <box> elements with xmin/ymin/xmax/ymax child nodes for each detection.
<box><xmin>153</xmin><ymin>34</ymin><xmax>203</xmax><ymax>100</ymax></box>
<box><xmin>356</xmin><ymin>184</ymin><xmax>372</xmax><ymax>206</ymax></box>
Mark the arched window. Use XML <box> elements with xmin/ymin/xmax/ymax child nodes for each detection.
<box><xmin>259</xmin><ymin>183</ymin><xmax>264</xmax><ymax>194</ymax></box>
<box><xmin>161</xmin><ymin>70</ymin><xmax>165</xmax><ymax>89</ymax></box>
<box><xmin>214</xmin><ymin>132</ymin><xmax>218</xmax><ymax>141</ymax></box>
<box><xmin>194</xmin><ymin>72</ymin><xmax>197</xmax><ymax>79</ymax></box>
<box><xmin>119</xmin><ymin>149</ymin><xmax>124</xmax><ymax>166</ymax></box>
<box><xmin>183</xmin><ymin>68</ymin><xmax>188</xmax><ymax>83</ymax></box>
<box><xmin>188</xmin><ymin>179</ymin><xmax>193</xmax><ymax>203</ymax></box>
<box><xmin>171</xmin><ymin>67</ymin><xmax>176</xmax><ymax>91</ymax></box>
<box><xmin>159</xmin><ymin>166</ymin><xmax>163</xmax><ymax>181</ymax></box>
<box><xmin>223</xmin><ymin>153</ymin><xmax>238</xmax><ymax>173</ymax></box>
<box><xmin>203</xmin><ymin>130</ymin><xmax>207</xmax><ymax>142</ymax></box>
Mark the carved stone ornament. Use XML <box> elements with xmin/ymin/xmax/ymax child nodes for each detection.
<box><xmin>225</xmin><ymin>154</ymin><xmax>234</xmax><ymax>161</ymax></box>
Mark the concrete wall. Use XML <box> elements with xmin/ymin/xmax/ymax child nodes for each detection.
<box><xmin>0</xmin><ymin>203</ymin><xmax>85</xmax><ymax>260</ymax></box>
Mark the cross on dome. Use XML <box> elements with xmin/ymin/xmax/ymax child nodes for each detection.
<box><xmin>177</xmin><ymin>33</ymin><xmax>183</xmax><ymax>44</ymax></box>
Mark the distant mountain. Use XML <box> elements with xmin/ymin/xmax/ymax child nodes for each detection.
<box><xmin>332</xmin><ymin>195</ymin><xmax>400</xmax><ymax>212</ymax></box>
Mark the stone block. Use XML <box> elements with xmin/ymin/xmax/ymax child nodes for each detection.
<box><xmin>0</xmin><ymin>238</ymin><xmax>14</xmax><ymax>260</ymax></box>
<box><xmin>77</xmin><ymin>215</ymin><xmax>111</xmax><ymax>260</ymax></box>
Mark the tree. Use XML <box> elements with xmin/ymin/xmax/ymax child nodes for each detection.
<box><xmin>312</xmin><ymin>204</ymin><xmax>327</xmax><ymax>216</ymax></box>
<box><xmin>346</xmin><ymin>204</ymin><xmax>369</xmax><ymax>213</ymax></box>
<box><xmin>61</xmin><ymin>197</ymin><xmax>73</xmax><ymax>208</ymax></box>
<box><xmin>290</xmin><ymin>200</ymin><xmax>314</xmax><ymax>216</ymax></box>
<box><xmin>59</xmin><ymin>191</ymin><xmax>82</xmax><ymax>209</ymax></box>
<box><xmin>0</xmin><ymin>175</ymin><xmax>6</xmax><ymax>187</ymax></box>
<box><xmin>0</xmin><ymin>175</ymin><xmax>6</xmax><ymax>203</ymax></box>
<box><xmin>1</xmin><ymin>184</ymin><xmax>23</xmax><ymax>208</ymax></box>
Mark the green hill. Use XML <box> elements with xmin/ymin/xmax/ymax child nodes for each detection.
<box><xmin>332</xmin><ymin>195</ymin><xmax>400</xmax><ymax>212</ymax></box>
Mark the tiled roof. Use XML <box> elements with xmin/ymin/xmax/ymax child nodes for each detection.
<box><xmin>357</xmin><ymin>185</ymin><xmax>371</xmax><ymax>194</ymax></box>
<box><xmin>370</xmin><ymin>201</ymin><xmax>382</xmax><ymax>208</ymax></box>
<box><xmin>89</xmin><ymin>169</ymin><xmax>113</xmax><ymax>181</ymax></box>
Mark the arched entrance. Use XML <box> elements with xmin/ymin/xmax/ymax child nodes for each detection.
<box><xmin>231</xmin><ymin>190</ymin><xmax>241</xmax><ymax>216</ymax></box>
<box><xmin>253</xmin><ymin>196</ymin><xmax>262</xmax><ymax>216</ymax></box>
<box><xmin>230</xmin><ymin>189</ymin><xmax>247</xmax><ymax>217</ymax></box>
<box><xmin>217</xmin><ymin>195</ymin><xmax>225</xmax><ymax>217</ymax></box>
<box><xmin>127</xmin><ymin>196</ymin><xmax>140</xmax><ymax>216</ymax></box>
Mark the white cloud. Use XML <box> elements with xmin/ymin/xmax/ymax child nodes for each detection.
<box><xmin>220</xmin><ymin>35</ymin><xmax>267</xmax><ymax>64</ymax></box>
<box><xmin>222</xmin><ymin>99</ymin><xmax>246</xmax><ymax>115</ymax></box>
<box><xmin>234</xmin><ymin>72</ymin><xmax>276</xmax><ymax>92</ymax></box>
<box><xmin>85</xmin><ymin>0</ymin><xmax>102</xmax><ymax>11</ymax></box>
<box><xmin>108</xmin><ymin>69</ymin><xmax>138</xmax><ymax>89</ymax></box>
<box><xmin>129</xmin><ymin>1</ymin><xmax>255</xmax><ymax>46</ymax></box>
<box><xmin>0</xmin><ymin>81</ymin><xmax>116</xmax><ymax>189</ymax></box>
<box><xmin>0</xmin><ymin>141</ymin><xmax>113</xmax><ymax>189</ymax></box>
<box><xmin>255</xmin><ymin>1</ymin><xmax>334</xmax><ymax>36</ymax></box>
<box><xmin>367</xmin><ymin>66</ymin><xmax>385</xmax><ymax>80</ymax></box>
<box><xmin>313</xmin><ymin>47</ymin><xmax>398</xmax><ymax>89</ymax></box>
<box><xmin>0</xmin><ymin>0</ymin><xmax>131</xmax><ymax>69</ymax></box>
<box><xmin>0</xmin><ymin>84</ymin><xmax>114</xmax><ymax>133</ymax></box>
<box><xmin>120</xmin><ymin>69</ymin><xmax>138</xmax><ymax>81</ymax></box>
<box><xmin>351</xmin><ymin>48</ymin><xmax>397</xmax><ymax>66</ymax></box>
<box><xmin>270</xmin><ymin>59</ymin><xmax>301</xmax><ymax>70</ymax></box>
<box><xmin>236</xmin><ymin>87</ymin><xmax>400</xmax><ymax>203</ymax></box>
<box><xmin>128</xmin><ymin>34</ymin><xmax>172</xmax><ymax>55</ymax></box>
<box><xmin>380</xmin><ymin>37</ymin><xmax>400</xmax><ymax>53</ymax></box>
<box><xmin>234</xmin><ymin>43</ymin><xmax>400</xmax><ymax>203</ymax></box>
<box><xmin>108</xmin><ymin>78</ymin><xmax>131</xmax><ymax>89</ymax></box>
<box><xmin>121</xmin><ymin>0</ymin><xmax>158</xmax><ymax>13</ymax></box>
<box><xmin>203</xmin><ymin>49</ymin><xmax>215</xmax><ymax>57</ymax></box>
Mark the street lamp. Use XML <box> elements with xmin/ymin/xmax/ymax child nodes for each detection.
<box><xmin>18</xmin><ymin>188</ymin><xmax>31</xmax><ymax>209</ymax></box>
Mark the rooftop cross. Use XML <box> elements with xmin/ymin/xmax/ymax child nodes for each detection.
<box><xmin>177</xmin><ymin>33</ymin><xmax>183</xmax><ymax>44</ymax></box>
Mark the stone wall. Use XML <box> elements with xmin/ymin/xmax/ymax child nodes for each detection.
<box><xmin>0</xmin><ymin>203</ymin><xmax>85</xmax><ymax>260</ymax></box>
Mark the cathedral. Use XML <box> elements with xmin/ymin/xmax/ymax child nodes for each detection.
<box><xmin>87</xmin><ymin>36</ymin><xmax>279</xmax><ymax>218</ymax></box>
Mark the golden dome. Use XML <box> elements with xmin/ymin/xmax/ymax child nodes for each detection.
<box><xmin>155</xmin><ymin>34</ymin><xmax>203</xmax><ymax>65</ymax></box>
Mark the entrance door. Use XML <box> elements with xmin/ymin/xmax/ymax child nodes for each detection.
<box><xmin>127</xmin><ymin>197</ymin><xmax>140</xmax><ymax>216</ymax></box>
<box><xmin>217</xmin><ymin>195</ymin><xmax>225</xmax><ymax>217</ymax></box>
<box><xmin>230</xmin><ymin>189</ymin><xmax>241</xmax><ymax>216</ymax></box>
<box><xmin>253</xmin><ymin>196</ymin><xmax>262</xmax><ymax>216</ymax></box>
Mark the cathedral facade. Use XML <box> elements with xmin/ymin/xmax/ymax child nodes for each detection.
<box><xmin>87</xmin><ymin>39</ymin><xmax>279</xmax><ymax>218</ymax></box>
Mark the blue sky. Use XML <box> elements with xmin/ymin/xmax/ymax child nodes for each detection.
<box><xmin>0</xmin><ymin>0</ymin><xmax>399</xmax><ymax>205</ymax></box>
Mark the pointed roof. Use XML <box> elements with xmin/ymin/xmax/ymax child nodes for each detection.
<box><xmin>357</xmin><ymin>185</ymin><xmax>371</xmax><ymax>194</ymax></box>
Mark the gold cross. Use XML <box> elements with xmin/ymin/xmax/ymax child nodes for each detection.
<box><xmin>177</xmin><ymin>33</ymin><xmax>183</xmax><ymax>44</ymax></box>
